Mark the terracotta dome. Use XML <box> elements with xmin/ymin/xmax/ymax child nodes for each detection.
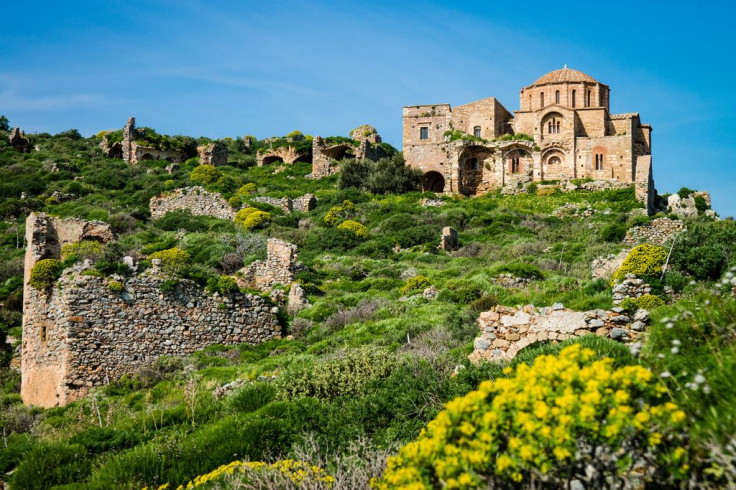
<box><xmin>533</xmin><ymin>68</ymin><xmax>598</xmax><ymax>85</ymax></box>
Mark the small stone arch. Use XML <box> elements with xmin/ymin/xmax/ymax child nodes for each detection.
<box><xmin>140</xmin><ymin>153</ymin><xmax>154</xmax><ymax>161</ymax></box>
<box><xmin>293</xmin><ymin>154</ymin><xmax>312</xmax><ymax>164</ymax></box>
<box><xmin>541</xmin><ymin>112</ymin><xmax>565</xmax><ymax>136</ymax></box>
<box><xmin>262</xmin><ymin>156</ymin><xmax>285</xmax><ymax>166</ymax></box>
<box><xmin>541</xmin><ymin>149</ymin><xmax>567</xmax><ymax>180</ymax></box>
<box><xmin>322</xmin><ymin>144</ymin><xmax>355</xmax><ymax>161</ymax></box>
<box><xmin>422</xmin><ymin>171</ymin><xmax>445</xmax><ymax>192</ymax></box>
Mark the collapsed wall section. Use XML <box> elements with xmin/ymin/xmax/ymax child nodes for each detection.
<box><xmin>149</xmin><ymin>186</ymin><xmax>235</xmax><ymax>220</ymax></box>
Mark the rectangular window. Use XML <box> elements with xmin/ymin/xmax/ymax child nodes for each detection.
<box><xmin>419</xmin><ymin>127</ymin><xmax>429</xmax><ymax>140</ymax></box>
<box><xmin>473</xmin><ymin>126</ymin><xmax>481</xmax><ymax>138</ymax></box>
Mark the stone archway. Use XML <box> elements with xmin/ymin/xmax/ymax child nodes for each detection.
<box><xmin>423</xmin><ymin>171</ymin><xmax>445</xmax><ymax>192</ymax></box>
<box><xmin>541</xmin><ymin>149</ymin><xmax>567</xmax><ymax>180</ymax></box>
<box><xmin>262</xmin><ymin>156</ymin><xmax>285</xmax><ymax>166</ymax></box>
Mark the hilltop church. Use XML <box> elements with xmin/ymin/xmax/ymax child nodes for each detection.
<box><xmin>402</xmin><ymin>67</ymin><xmax>654</xmax><ymax>211</ymax></box>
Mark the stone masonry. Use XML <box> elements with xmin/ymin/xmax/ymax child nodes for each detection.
<box><xmin>310</xmin><ymin>125</ymin><xmax>385</xmax><ymax>179</ymax></box>
<box><xmin>612</xmin><ymin>274</ymin><xmax>652</xmax><ymax>305</ymax></box>
<box><xmin>9</xmin><ymin>127</ymin><xmax>31</xmax><ymax>153</ymax></box>
<box><xmin>469</xmin><ymin>304</ymin><xmax>640</xmax><ymax>363</ymax></box>
<box><xmin>439</xmin><ymin>227</ymin><xmax>459</xmax><ymax>251</ymax></box>
<box><xmin>250</xmin><ymin>194</ymin><xmax>317</xmax><ymax>214</ymax></box>
<box><xmin>403</xmin><ymin>68</ymin><xmax>655</xmax><ymax>213</ymax></box>
<box><xmin>21</xmin><ymin>213</ymin><xmax>280</xmax><ymax>407</ymax></box>
<box><xmin>624</xmin><ymin>217</ymin><xmax>685</xmax><ymax>245</ymax></box>
<box><xmin>122</xmin><ymin>117</ymin><xmax>186</xmax><ymax>164</ymax></box>
<box><xmin>238</xmin><ymin>239</ymin><xmax>302</xmax><ymax>292</ymax></box>
<box><xmin>149</xmin><ymin>186</ymin><xmax>235</xmax><ymax>220</ymax></box>
<box><xmin>197</xmin><ymin>142</ymin><xmax>228</xmax><ymax>166</ymax></box>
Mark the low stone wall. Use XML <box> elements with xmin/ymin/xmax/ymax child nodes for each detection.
<box><xmin>22</xmin><ymin>262</ymin><xmax>280</xmax><ymax>407</ymax></box>
<box><xmin>624</xmin><ymin>217</ymin><xmax>685</xmax><ymax>245</ymax></box>
<box><xmin>612</xmin><ymin>274</ymin><xmax>652</xmax><ymax>305</ymax></box>
<box><xmin>249</xmin><ymin>194</ymin><xmax>316</xmax><ymax>214</ymax></box>
<box><xmin>238</xmin><ymin>239</ymin><xmax>303</xmax><ymax>291</ymax></box>
<box><xmin>150</xmin><ymin>186</ymin><xmax>235</xmax><ymax>220</ymax></box>
<box><xmin>469</xmin><ymin>304</ymin><xmax>640</xmax><ymax>363</ymax></box>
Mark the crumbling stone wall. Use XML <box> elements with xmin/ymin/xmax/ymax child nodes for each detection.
<box><xmin>9</xmin><ymin>128</ymin><xmax>31</xmax><ymax>153</ymax></box>
<box><xmin>122</xmin><ymin>117</ymin><xmax>186</xmax><ymax>164</ymax></box>
<box><xmin>439</xmin><ymin>227</ymin><xmax>458</xmax><ymax>251</ymax></box>
<box><xmin>22</xmin><ymin>262</ymin><xmax>279</xmax><ymax>407</ymax></box>
<box><xmin>250</xmin><ymin>194</ymin><xmax>316</xmax><ymax>214</ymax></box>
<box><xmin>149</xmin><ymin>186</ymin><xmax>235</xmax><ymax>220</ymax></box>
<box><xmin>197</xmin><ymin>142</ymin><xmax>228</xmax><ymax>166</ymax></box>
<box><xmin>612</xmin><ymin>274</ymin><xmax>652</xmax><ymax>305</ymax></box>
<box><xmin>21</xmin><ymin>213</ymin><xmax>280</xmax><ymax>407</ymax></box>
<box><xmin>311</xmin><ymin>126</ymin><xmax>385</xmax><ymax>179</ymax></box>
<box><xmin>469</xmin><ymin>304</ymin><xmax>639</xmax><ymax>363</ymax></box>
<box><xmin>238</xmin><ymin>239</ymin><xmax>302</xmax><ymax>291</ymax></box>
<box><xmin>624</xmin><ymin>217</ymin><xmax>685</xmax><ymax>245</ymax></box>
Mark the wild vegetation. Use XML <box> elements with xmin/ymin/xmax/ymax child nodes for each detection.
<box><xmin>0</xmin><ymin>118</ymin><xmax>734</xmax><ymax>488</ymax></box>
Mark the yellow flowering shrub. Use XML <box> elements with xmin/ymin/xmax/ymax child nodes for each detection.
<box><xmin>148</xmin><ymin>248</ymin><xmax>190</xmax><ymax>274</ymax></box>
<box><xmin>189</xmin><ymin>164</ymin><xmax>222</xmax><ymax>185</ymax></box>
<box><xmin>145</xmin><ymin>459</ymin><xmax>335</xmax><ymax>489</ymax></box>
<box><xmin>337</xmin><ymin>220</ymin><xmax>368</xmax><ymax>239</ymax></box>
<box><xmin>323</xmin><ymin>200</ymin><xmax>355</xmax><ymax>226</ymax></box>
<box><xmin>621</xmin><ymin>293</ymin><xmax>665</xmax><ymax>312</ymax></box>
<box><xmin>612</xmin><ymin>244</ymin><xmax>667</xmax><ymax>283</ymax></box>
<box><xmin>237</xmin><ymin>183</ymin><xmax>257</xmax><ymax>195</ymax></box>
<box><xmin>400</xmin><ymin>275</ymin><xmax>431</xmax><ymax>296</ymax></box>
<box><xmin>61</xmin><ymin>241</ymin><xmax>104</xmax><ymax>262</ymax></box>
<box><xmin>234</xmin><ymin>207</ymin><xmax>271</xmax><ymax>230</ymax></box>
<box><xmin>29</xmin><ymin>259</ymin><xmax>63</xmax><ymax>290</ymax></box>
<box><xmin>372</xmin><ymin>344</ymin><xmax>689</xmax><ymax>489</ymax></box>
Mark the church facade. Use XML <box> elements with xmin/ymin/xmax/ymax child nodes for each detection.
<box><xmin>402</xmin><ymin>68</ymin><xmax>654</xmax><ymax>211</ymax></box>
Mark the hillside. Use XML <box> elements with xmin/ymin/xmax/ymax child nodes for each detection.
<box><xmin>0</xmin><ymin>121</ymin><xmax>735</xmax><ymax>489</ymax></box>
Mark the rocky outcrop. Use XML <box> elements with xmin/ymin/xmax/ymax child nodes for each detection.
<box><xmin>149</xmin><ymin>187</ymin><xmax>235</xmax><ymax>220</ymax></box>
<box><xmin>624</xmin><ymin>217</ymin><xmax>685</xmax><ymax>245</ymax></box>
<box><xmin>238</xmin><ymin>239</ymin><xmax>303</xmax><ymax>292</ymax></box>
<box><xmin>469</xmin><ymin>304</ymin><xmax>641</xmax><ymax>363</ymax></box>
<box><xmin>197</xmin><ymin>142</ymin><xmax>228</xmax><ymax>166</ymax></box>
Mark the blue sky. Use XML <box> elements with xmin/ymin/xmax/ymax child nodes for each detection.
<box><xmin>1</xmin><ymin>1</ymin><xmax>734</xmax><ymax>215</ymax></box>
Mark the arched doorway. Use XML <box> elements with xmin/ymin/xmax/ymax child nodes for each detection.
<box><xmin>262</xmin><ymin>156</ymin><xmax>285</xmax><ymax>166</ymax></box>
<box><xmin>423</xmin><ymin>171</ymin><xmax>445</xmax><ymax>192</ymax></box>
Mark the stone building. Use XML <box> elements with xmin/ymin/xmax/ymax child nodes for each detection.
<box><xmin>9</xmin><ymin>127</ymin><xmax>31</xmax><ymax>153</ymax></box>
<box><xmin>21</xmin><ymin>213</ymin><xmax>281</xmax><ymax>407</ymax></box>
<box><xmin>149</xmin><ymin>186</ymin><xmax>236</xmax><ymax>221</ymax></box>
<box><xmin>403</xmin><ymin>67</ymin><xmax>655</xmax><ymax>212</ymax></box>
<box><xmin>121</xmin><ymin>117</ymin><xmax>186</xmax><ymax>164</ymax></box>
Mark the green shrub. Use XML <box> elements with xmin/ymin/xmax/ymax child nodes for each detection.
<box><xmin>11</xmin><ymin>442</ymin><xmax>90</xmax><ymax>489</ymax></box>
<box><xmin>234</xmin><ymin>207</ymin><xmax>271</xmax><ymax>230</ymax></box>
<box><xmin>323</xmin><ymin>200</ymin><xmax>355</xmax><ymax>226</ymax></box>
<box><xmin>600</xmin><ymin>223</ymin><xmax>628</xmax><ymax>242</ymax></box>
<box><xmin>190</xmin><ymin>164</ymin><xmax>222</xmax><ymax>185</ymax></box>
<box><xmin>621</xmin><ymin>294</ymin><xmax>665</xmax><ymax>312</ymax></box>
<box><xmin>469</xmin><ymin>295</ymin><xmax>499</xmax><ymax>313</ymax></box>
<box><xmin>677</xmin><ymin>187</ymin><xmax>695</xmax><ymax>199</ymax></box>
<box><xmin>107</xmin><ymin>280</ymin><xmax>125</xmax><ymax>293</ymax></box>
<box><xmin>238</xmin><ymin>183</ymin><xmax>257</xmax><ymax>195</ymax></box>
<box><xmin>400</xmin><ymin>275</ymin><xmax>431</xmax><ymax>295</ymax></box>
<box><xmin>60</xmin><ymin>240</ymin><xmax>104</xmax><ymax>262</ymax></box>
<box><xmin>215</xmin><ymin>276</ymin><xmax>239</xmax><ymax>294</ymax></box>
<box><xmin>670</xmin><ymin>221</ymin><xmax>736</xmax><ymax>280</ymax></box>
<box><xmin>492</xmin><ymin>262</ymin><xmax>543</xmax><ymax>280</ymax></box>
<box><xmin>277</xmin><ymin>347</ymin><xmax>398</xmax><ymax>400</ymax></box>
<box><xmin>374</xmin><ymin>344</ymin><xmax>690</xmax><ymax>489</ymax></box>
<box><xmin>69</xmin><ymin>427</ymin><xmax>144</xmax><ymax>455</ymax></box>
<box><xmin>612</xmin><ymin>244</ymin><xmax>667</xmax><ymax>283</ymax></box>
<box><xmin>29</xmin><ymin>259</ymin><xmax>62</xmax><ymax>290</ymax></box>
<box><xmin>148</xmin><ymin>248</ymin><xmax>191</xmax><ymax>274</ymax></box>
<box><xmin>438</xmin><ymin>280</ymin><xmax>483</xmax><ymax>305</ymax></box>
<box><xmin>227</xmin><ymin>195</ymin><xmax>241</xmax><ymax>208</ymax></box>
<box><xmin>336</xmin><ymin>220</ymin><xmax>368</xmax><ymax>239</ymax></box>
<box><xmin>227</xmin><ymin>383</ymin><xmax>277</xmax><ymax>413</ymax></box>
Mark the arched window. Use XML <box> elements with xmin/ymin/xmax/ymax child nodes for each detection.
<box><xmin>540</xmin><ymin>92</ymin><xmax>545</xmax><ymax>107</ymax></box>
<box><xmin>509</xmin><ymin>152</ymin><xmax>522</xmax><ymax>174</ymax></box>
<box><xmin>465</xmin><ymin>158</ymin><xmax>479</xmax><ymax>170</ymax></box>
<box><xmin>572</xmin><ymin>90</ymin><xmax>576</xmax><ymax>108</ymax></box>
<box><xmin>555</xmin><ymin>90</ymin><xmax>560</xmax><ymax>104</ymax></box>
<box><xmin>587</xmin><ymin>90</ymin><xmax>592</xmax><ymax>107</ymax></box>
<box><xmin>473</xmin><ymin>126</ymin><xmax>481</xmax><ymax>138</ymax></box>
<box><xmin>556</xmin><ymin>121</ymin><xmax>561</xmax><ymax>133</ymax></box>
<box><xmin>548</xmin><ymin>156</ymin><xmax>561</xmax><ymax>165</ymax></box>
<box><xmin>548</xmin><ymin>121</ymin><xmax>552</xmax><ymax>134</ymax></box>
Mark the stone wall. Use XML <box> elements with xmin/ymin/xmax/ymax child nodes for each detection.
<box><xmin>150</xmin><ymin>186</ymin><xmax>235</xmax><ymax>220</ymax></box>
<box><xmin>624</xmin><ymin>217</ymin><xmax>685</xmax><ymax>245</ymax></box>
<box><xmin>197</xmin><ymin>142</ymin><xmax>228</xmax><ymax>166</ymax></box>
<box><xmin>311</xmin><ymin>127</ymin><xmax>385</xmax><ymax>179</ymax></box>
<box><xmin>257</xmin><ymin>146</ymin><xmax>309</xmax><ymax>167</ymax></box>
<box><xmin>22</xmin><ymin>262</ymin><xmax>279</xmax><ymax>407</ymax></box>
<box><xmin>21</xmin><ymin>213</ymin><xmax>280</xmax><ymax>407</ymax></box>
<box><xmin>238</xmin><ymin>239</ymin><xmax>302</xmax><ymax>291</ymax></box>
<box><xmin>612</xmin><ymin>274</ymin><xmax>652</xmax><ymax>305</ymax></box>
<box><xmin>121</xmin><ymin>116</ymin><xmax>186</xmax><ymax>164</ymax></box>
<box><xmin>9</xmin><ymin>128</ymin><xmax>31</xmax><ymax>153</ymax></box>
<box><xmin>439</xmin><ymin>227</ymin><xmax>458</xmax><ymax>251</ymax></box>
<box><xmin>249</xmin><ymin>194</ymin><xmax>316</xmax><ymax>214</ymax></box>
<box><xmin>469</xmin><ymin>304</ymin><xmax>640</xmax><ymax>363</ymax></box>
